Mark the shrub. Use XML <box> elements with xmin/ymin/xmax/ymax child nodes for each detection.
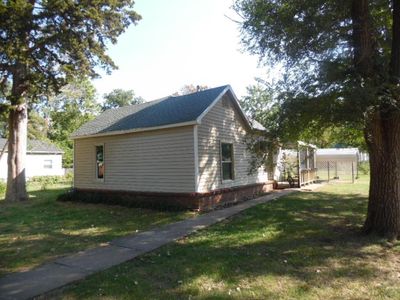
<box><xmin>359</xmin><ymin>161</ymin><xmax>370</xmax><ymax>175</ymax></box>
<box><xmin>65</xmin><ymin>171</ymin><xmax>74</xmax><ymax>183</ymax></box>
<box><xmin>0</xmin><ymin>180</ymin><xmax>6</xmax><ymax>196</ymax></box>
<box><xmin>57</xmin><ymin>189</ymin><xmax>187</xmax><ymax>211</ymax></box>
<box><xmin>28</xmin><ymin>175</ymin><xmax>73</xmax><ymax>190</ymax></box>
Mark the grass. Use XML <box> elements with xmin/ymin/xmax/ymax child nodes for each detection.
<box><xmin>0</xmin><ymin>183</ymin><xmax>195</xmax><ymax>276</ymax></box>
<box><xmin>59</xmin><ymin>176</ymin><xmax>400</xmax><ymax>300</ymax></box>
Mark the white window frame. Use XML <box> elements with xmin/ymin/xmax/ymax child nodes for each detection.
<box><xmin>220</xmin><ymin>141</ymin><xmax>234</xmax><ymax>182</ymax></box>
<box><xmin>95</xmin><ymin>143</ymin><xmax>105</xmax><ymax>182</ymax></box>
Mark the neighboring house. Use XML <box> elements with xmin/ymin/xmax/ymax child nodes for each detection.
<box><xmin>71</xmin><ymin>85</ymin><xmax>273</xmax><ymax>210</ymax></box>
<box><xmin>0</xmin><ymin>138</ymin><xmax>64</xmax><ymax>180</ymax></box>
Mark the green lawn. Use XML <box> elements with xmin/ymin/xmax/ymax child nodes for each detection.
<box><xmin>60</xmin><ymin>176</ymin><xmax>400</xmax><ymax>300</ymax></box>
<box><xmin>0</xmin><ymin>183</ymin><xmax>195</xmax><ymax>276</ymax></box>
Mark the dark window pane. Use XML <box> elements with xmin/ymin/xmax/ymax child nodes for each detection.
<box><xmin>221</xmin><ymin>143</ymin><xmax>233</xmax><ymax>161</ymax></box>
<box><xmin>222</xmin><ymin>162</ymin><xmax>233</xmax><ymax>180</ymax></box>
<box><xmin>96</xmin><ymin>146</ymin><xmax>104</xmax><ymax>163</ymax></box>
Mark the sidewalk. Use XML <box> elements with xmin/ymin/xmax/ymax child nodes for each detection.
<box><xmin>0</xmin><ymin>188</ymin><xmax>306</xmax><ymax>300</ymax></box>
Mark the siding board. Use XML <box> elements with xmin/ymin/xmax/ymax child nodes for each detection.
<box><xmin>197</xmin><ymin>95</ymin><xmax>268</xmax><ymax>192</ymax></box>
<box><xmin>74</xmin><ymin>126</ymin><xmax>195</xmax><ymax>193</ymax></box>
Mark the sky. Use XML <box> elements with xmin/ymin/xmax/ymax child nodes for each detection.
<box><xmin>92</xmin><ymin>0</ymin><xmax>271</xmax><ymax>102</ymax></box>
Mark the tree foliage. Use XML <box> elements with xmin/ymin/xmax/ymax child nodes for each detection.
<box><xmin>0</xmin><ymin>1</ymin><xmax>141</xmax><ymax>103</ymax></box>
<box><xmin>240</xmin><ymin>83</ymin><xmax>365</xmax><ymax>149</ymax></box>
<box><xmin>48</xmin><ymin>79</ymin><xmax>100</xmax><ymax>168</ymax></box>
<box><xmin>102</xmin><ymin>89</ymin><xmax>144</xmax><ymax>111</ymax></box>
<box><xmin>174</xmin><ymin>84</ymin><xmax>209</xmax><ymax>96</ymax></box>
<box><xmin>0</xmin><ymin>0</ymin><xmax>141</xmax><ymax>201</ymax></box>
<box><xmin>235</xmin><ymin>0</ymin><xmax>400</xmax><ymax>238</ymax></box>
<box><xmin>234</xmin><ymin>0</ymin><xmax>395</xmax><ymax>129</ymax></box>
<box><xmin>27</xmin><ymin>110</ymin><xmax>48</xmax><ymax>141</ymax></box>
<box><xmin>240</xmin><ymin>83</ymin><xmax>280</xmax><ymax>138</ymax></box>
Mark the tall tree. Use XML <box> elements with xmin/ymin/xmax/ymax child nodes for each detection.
<box><xmin>0</xmin><ymin>1</ymin><xmax>141</xmax><ymax>201</ymax></box>
<box><xmin>235</xmin><ymin>0</ymin><xmax>400</xmax><ymax>239</ymax></box>
<box><xmin>101</xmin><ymin>88</ymin><xmax>144</xmax><ymax>111</ymax></box>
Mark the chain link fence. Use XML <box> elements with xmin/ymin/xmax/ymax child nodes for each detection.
<box><xmin>316</xmin><ymin>161</ymin><xmax>357</xmax><ymax>183</ymax></box>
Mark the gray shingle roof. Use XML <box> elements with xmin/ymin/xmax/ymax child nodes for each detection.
<box><xmin>0</xmin><ymin>138</ymin><xmax>63</xmax><ymax>154</ymax></box>
<box><xmin>72</xmin><ymin>85</ymin><xmax>250</xmax><ymax>138</ymax></box>
<box><xmin>71</xmin><ymin>85</ymin><xmax>266</xmax><ymax>138</ymax></box>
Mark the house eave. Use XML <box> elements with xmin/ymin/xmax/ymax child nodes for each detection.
<box><xmin>70</xmin><ymin>120</ymin><xmax>198</xmax><ymax>140</ymax></box>
<box><xmin>196</xmin><ymin>85</ymin><xmax>255</xmax><ymax>131</ymax></box>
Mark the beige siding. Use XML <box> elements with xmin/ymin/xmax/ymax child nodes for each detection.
<box><xmin>74</xmin><ymin>126</ymin><xmax>195</xmax><ymax>193</ymax></box>
<box><xmin>197</xmin><ymin>95</ymin><xmax>268</xmax><ymax>192</ymax></box>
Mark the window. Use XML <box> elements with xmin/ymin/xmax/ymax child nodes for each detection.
<box><xmin>43</xmin><ymin>160</ymin><xmax>53</xmax><ymax>169</ymax></box>
<box><xmin>221</xmin><ymin>143</ymin><xmax>234</xmax><ymax>180</ymax></box>
<box><xmin>95</xmin><ymin>145</ymin><xmax>104</xmax><ymax>180</ymax></box>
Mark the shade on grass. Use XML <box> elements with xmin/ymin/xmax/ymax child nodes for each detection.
<box><xmin>61</xmin><ymin>177</ymin><xmax>400</xmax><ymax>299</ymax></box>
<box><xmin>0</xmin><ymin>184</ymin><xmax>195</xmax><ymax>276</ymax></box>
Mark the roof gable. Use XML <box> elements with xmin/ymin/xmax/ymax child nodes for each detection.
<box><xmin>72</xmin><ymin>85</ymin><xmax>262</xmax><ymax>139</ymax></box>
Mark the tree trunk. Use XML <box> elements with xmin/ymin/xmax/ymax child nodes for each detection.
<box><xmin>364</xmin><ymin>110</ymin><xmax>400</xmax><ymax>240</ymax></box>
<box><xmin>5</xmin><ymin>103</ymin><xmax>28</xmax><ymax>202</ymax></box>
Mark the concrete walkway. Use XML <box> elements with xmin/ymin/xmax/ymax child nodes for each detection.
<box><xmin>0</xmin><ymin>188</ymin><xmax>308</xmax><ymax>300</ymax></box>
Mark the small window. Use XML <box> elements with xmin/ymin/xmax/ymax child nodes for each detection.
<box><xmin>221</xmin><ymin>143</ymin><xmax>234</xmax><ymax>180</ymax></box>
<box><xmin>43</xmin><ymin>160</ymin><xmax>53</xmax><ymax>169</ymax></box>
<box><xmin>95</xmin><ymin>145</ymin><xmax>104</xmax><ymax>180</ymax></box>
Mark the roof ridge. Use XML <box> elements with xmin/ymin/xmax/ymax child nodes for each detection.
<box><xmin>71</xmin><ymin>85</ymin><xmax>253</xmax><ymax>139</ymax></box>
<box><xmin>169</xmin><ymin>85</ymin><xmax>230</xmax><ymax>98</ymax></box>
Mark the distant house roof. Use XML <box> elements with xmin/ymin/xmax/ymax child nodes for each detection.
<box><xmin>71</xmin><ymin>85</ymin><xmax>265</xmax><ymax>139</ymax></box>
<box><xmin>0</xmin><ymin>138</ymin><xmax>63</xmax><ymax>154</ymax></box>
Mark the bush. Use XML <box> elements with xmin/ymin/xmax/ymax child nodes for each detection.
<box><xmin>0</xmin><ymin>180</ymin><xmax>6</xmax><ymax>196</ymax></box>
<box><xmin>57</xmin><ymin>189</ymin><xmax>187</xmax><ymax>211</ymax></box>
<box><xmin>64</xmin><ymin>171</ymin><xmax>74</xmax><ymax>183</ymax></box>
<box><xmin>359</xmin><ymin>161</ymin><xmax>370</xmax><ymax>175</ymax></box>
<box><xmin>28</xmin><ymin>175</ymin><xmax>73</xmax><ymax>190</ymax></box>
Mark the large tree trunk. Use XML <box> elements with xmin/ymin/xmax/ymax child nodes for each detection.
<box><xmin>5</xmin><ymin>103</ymin><xmax>28</xmax><ymax>202</ymax></box>
<box><xmin>364</xmin><ymin>110</ymin><xmax>400</xmax><ymax>240</ymax></box>
<box><xmin>352</xmin><ymin>0</ymin><xmax>400</xmax><ymax>240</ymax></box>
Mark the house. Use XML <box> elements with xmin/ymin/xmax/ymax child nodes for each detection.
<box><xmin>0</xmin><ymin>138</ymin><xmax>64</xmax><ymax>180</ymax></box>
<box><xmin>71</xmin><ymin>85</ymin><xmax>274</xmax><ymax>210</ymax></box>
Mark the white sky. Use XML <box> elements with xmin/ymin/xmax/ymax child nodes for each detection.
<box><xmin>92</xmin><ymin>0</ymin><xmax>272</xmax><ymax>102</ymax></box>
